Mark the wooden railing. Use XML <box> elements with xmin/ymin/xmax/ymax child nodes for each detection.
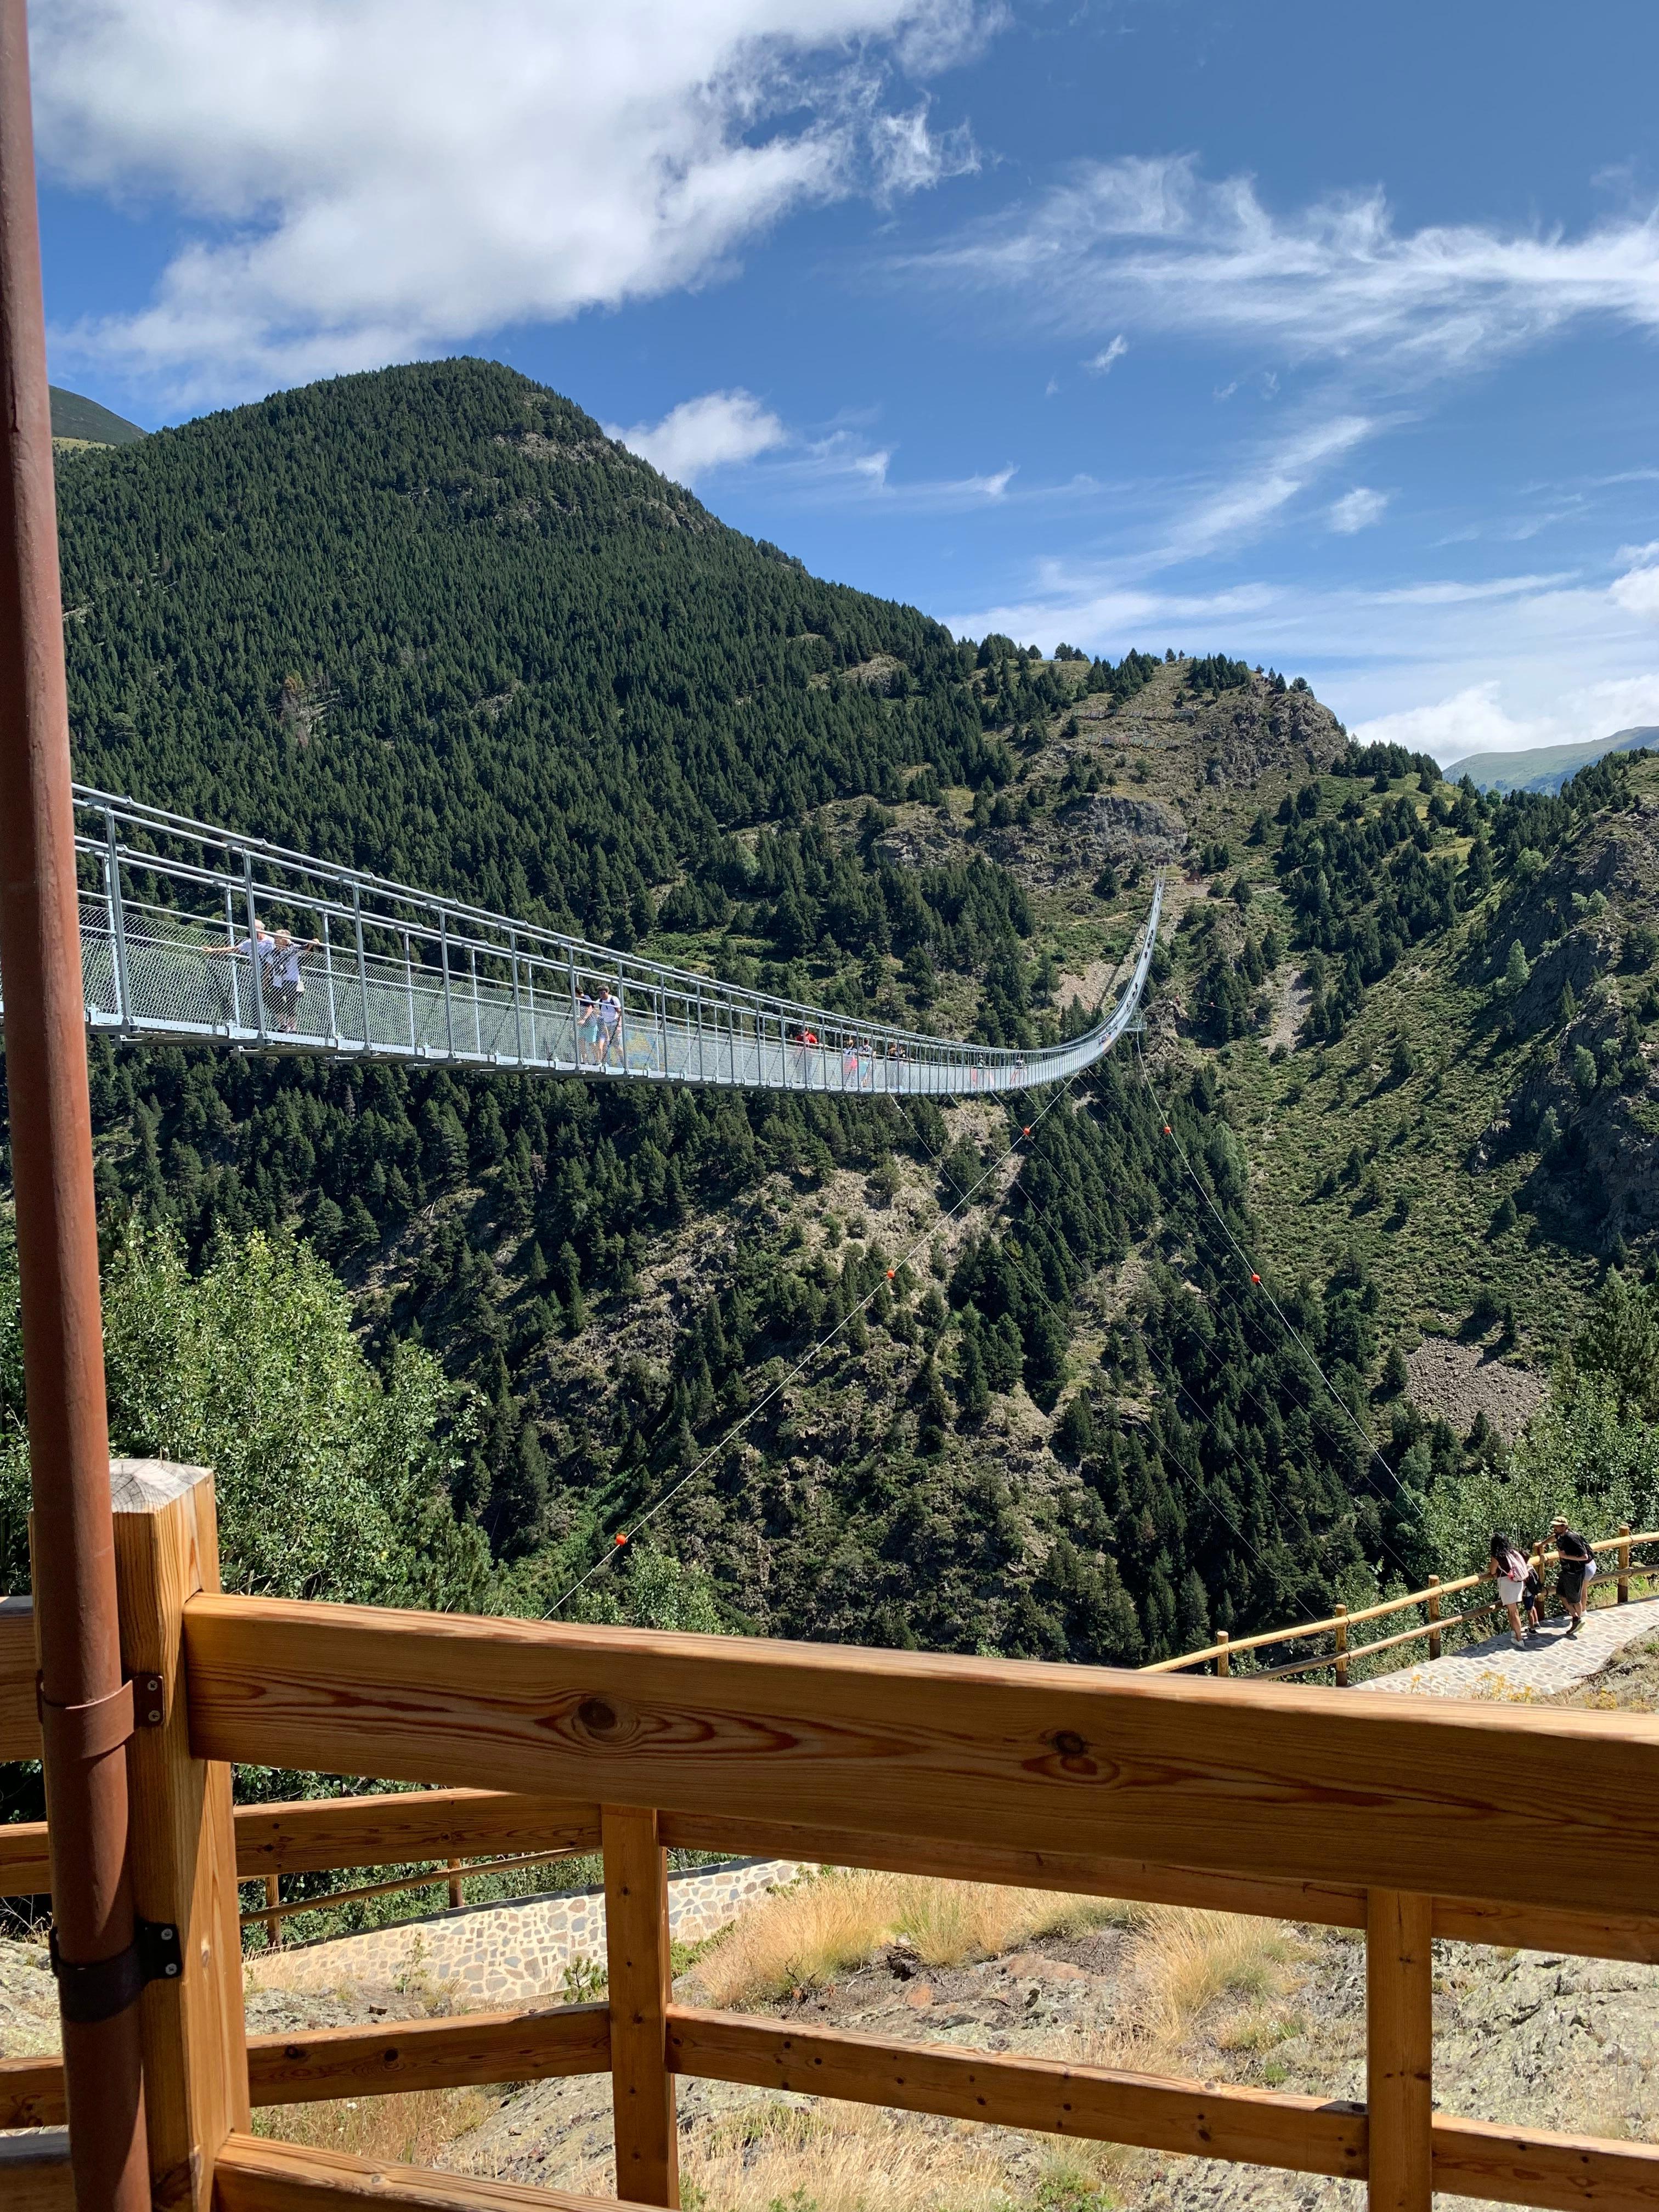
<box><xmin>1146</xmin><ymin>1523</ymin><xmax>1659</xmax><ymax>1681</ymax></box>
<box><xmin>5</xmin><ymin>1464</ymin><xmax>1659</xmax><ymax>2212</ymax></box>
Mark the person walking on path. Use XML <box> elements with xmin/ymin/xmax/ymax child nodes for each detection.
<box><xmin>1483</xmin><ymin>1532</ymin><xmax>1534</xmax><ymax>1649</ymax></box>
<box><xmin>1550</xmin><ymin>1515</ymin><xmax>1595</xmax><ymax>1636</ymax></box>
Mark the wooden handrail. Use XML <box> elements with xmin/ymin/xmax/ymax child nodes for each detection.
<box><xmin>1</xmin><ymin>2004</ymin><xmax>611</xmax><ymax>2128</ymax></box>
<box><xmin>13</xmin><ymin>1526</ymin><xmax>1659</xmax><ymax>2212</ymax></box>
<box><xmin>178</xmin><ymin>1589</ymin><xmax>1659</xmax><ymax>1920</ymax></box>
<box><xmin>1147</xmin><ymin>1528</ymin><xmax>1659</xmax><ymax>1674</ymax></box>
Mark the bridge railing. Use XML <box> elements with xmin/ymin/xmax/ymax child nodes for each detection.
<box><xmin>6</xmin><ymin>1465</ymin><xmax>1659</xmax><ymax>2212</ymax></box>
<box><xmin>29</xmin><ymin>786</ymin><xmax>1164</xmax><ymax>1097</ymax></box>
<box><xmin>1144</xmin><ymin>1523</ymin><xmax>1659</xmax><ymax>1683</ymax></box>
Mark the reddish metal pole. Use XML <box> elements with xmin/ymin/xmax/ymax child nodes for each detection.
<box><xmin>0</xmin><ymin>6</ymin><xmax>150</xmax><ymax>2208</ymax></box>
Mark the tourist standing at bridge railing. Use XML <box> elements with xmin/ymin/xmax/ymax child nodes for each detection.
<box><xmin>599</xmin><ymin>985</ymin><xmax>623</xmax><ymax>1068</ymax></box>
<box><xmin>206</xmin><ymin>915</ymin><xmax>276</xmax><ymax>1024</ymax></box>
<box><xmin>267</xmin><ymin>926</ymin><xmax>320</xmax><ymax>1034</ymax></box>
<box><xmin>575</xmin><ymin>985</ymin><xmax>601</xmax><ymax>1065</ymax></box>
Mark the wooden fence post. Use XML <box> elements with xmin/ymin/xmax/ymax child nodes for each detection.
<box><xmin>1424</xmin><ymin>1578</ymin><xmax>1440</xmax><ymax>1662</ymax></box>
<box><xmin>1366</xmin><ymin>1888</ymin><xmax>1432</xmax><ymax>2212</ymax></box>
<box><xmin>1334</xmin><ymin>1603</ymin><xmax>1348</xmax><ymax>1688</ymax></box>
<box><xmin>1618</xmin><ymin>1524</ymin><xmax>1630</xmax><ymax>1606</ymax></box>
<box><xmin>603</xmin><ymin>1804</ymin><xmax>679</xmax><ymax>2207</ymax></box>
<box><xmin>447</xmin><ymin>1858</ymin><xmax>465</xmax><ymax>1911</ymax></box>
<box><xmin>1215</xmin><ymin>1631</ymin><xmax>1229</xmax><ymax>1679</ymax></box>
<box><xmin>261</xmin><ymin>1877</ymin><xmax>280</xmax><ymax>1950</ymax></box>
<box><xmin>110</xmin><ymin>1462</ymin><xmax>249</xmax><ymax>2209</ymax></box>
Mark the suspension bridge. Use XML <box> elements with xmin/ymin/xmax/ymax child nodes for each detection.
<box><xmin>18</xmin><ymin>786</ymin><xmax>1162</xmax><ymax>1098</ymax></box>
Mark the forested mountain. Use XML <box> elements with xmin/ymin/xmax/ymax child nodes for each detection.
<box><xmin>8</xmin><ymin>358</ymin><xmax>1659</xmax><ymax>1683</ymax></box>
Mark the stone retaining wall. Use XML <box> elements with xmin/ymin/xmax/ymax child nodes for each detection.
<box><xmin>255</xmin><ymin>1856</ymin><xmax>806</xmax><ymax>2006</ymax></box>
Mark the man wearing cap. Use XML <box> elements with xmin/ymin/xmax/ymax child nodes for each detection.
<box><xmin>1550</xmin><ymin>1515</ymin><xmax>1595</xmax><ymax>1637</ymax></box>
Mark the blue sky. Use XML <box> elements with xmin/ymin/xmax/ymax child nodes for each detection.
<box><xmin>30</xmin><ymin>0</ymin><xmax>1659</xmax><ymax>761</ymax></box>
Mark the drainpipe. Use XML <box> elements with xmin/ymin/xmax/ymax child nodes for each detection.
<box><xmin>0</xmin><ymin>7</ymin><xmax>149</xmax><ymax>2206</ymax></box>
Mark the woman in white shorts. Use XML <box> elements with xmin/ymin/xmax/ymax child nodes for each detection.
<box><xmin>1484</xmin><ymin>1532</ymin><xmax>1533</xmax><ymax>1649</ymax></box>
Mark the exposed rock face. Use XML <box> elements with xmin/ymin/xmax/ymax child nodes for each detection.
<box><xmin>1072</xmin><ymin>793</ymin><xmax>1190</xmax><ymax>866</ymax></box>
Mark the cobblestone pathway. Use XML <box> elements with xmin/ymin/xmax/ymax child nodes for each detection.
<box><xmin>1358</xmin><ymin>1592</ymin><xmax>1659</xmax><ymax>1700</ymax></box>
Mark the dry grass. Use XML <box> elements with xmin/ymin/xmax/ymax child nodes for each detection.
<box><xmin>1121</xmin><ymin>1906</ymin><xmax>1304</xmax><ymax>2045</ymax></box>
<box><xmin>251</xmin><ymin>2085</ymin><xmax>492</xmax><ymax>2168</ymax></box>
<box><xmin>694</xmin><ymin>1869</ymin><xmax>1128</xmax><ymax>2007</ymax></box>
<box><xmin>684</xmin><ymin>2097</ymin><xmax>1013</xmax><ymax>2212</ymax></box>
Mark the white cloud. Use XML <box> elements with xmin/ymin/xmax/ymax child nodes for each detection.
<box><xmin>1082</xmin><ymin>334</ymin><xmax>1128</xmax><ymax>374</ymax></box>
<box><xmin>1351</xmin><ymin>685</ymin><xmax>1537</xmax><ymax>760</ymax></box>
<box><xmin>1611</xmin><ymin>546</ymin><xmax>1659</xmax><ymax>620</ymax></box>
<box><xmin>1353</xmin><ymin>673</ymin><xmax>1659</xmax><ymax>761</ymax></box>
<box><xmin>609</xmin><ymin>390</ymin><xmax>787</xmax><ymax>484</ymax></box>
<box><xmin>33</xmin><ymin>0</ymin><xmax>999</xmax><ymax>405</ymax></box>
<box><xmin>1157</xmin><ymin>414</ymin><xmax>1376</xmax><ymax>562</ymax></box>
<box><xmin>1329</xmin><ymin>486</ymin><xmax>1390</xmax><ymax>534</ymax></box>
<box><xmin>942</xmin><ymin>561</ymin><xmax>1659</xmax><ymax>763</ymax></box>
<box><xmin>870</xmin><ymin>101</ymin><xmax>980</xmax><ymax>198</ymax></box>
<box><xmin>915</xmin><ymin>152</ymin><xmax>1659</xmax><ymax>388</ymax></box>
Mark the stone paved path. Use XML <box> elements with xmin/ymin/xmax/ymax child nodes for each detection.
<box><xmin>1358</xmin><ymin>1591</ymin><xmax>1659</xmax><ymax>1700</ymax></box>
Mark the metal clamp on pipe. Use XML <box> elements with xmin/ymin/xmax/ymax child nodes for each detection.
<box><xmin>48</xmin><ymin>1919</ymin><xmax>183</xmax><ymax>2023</ymax></box>
<box><xmin>35</xmin><ymin>1673</ymin><xmax>135</xmax><ymax>1760</ymax></box>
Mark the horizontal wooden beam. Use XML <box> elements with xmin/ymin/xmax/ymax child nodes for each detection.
<box><xmin>0</xmin><ymin>1595</ymin><xmax>39</xmax><ymax>1760</ymax></box>
<box><xmin>1432</xmin><ymin>1895</ymin><xmax>1659</xmax><ymax>1967</ymax></box>
<box><xmin>665</xmin><ymin>2010</ymin><xmax>1659</xmax><ymax>2212</ymax></box>
<box><xmin>657</xmin><ymin>1807</ymin><xmax>1370</xmax><ymax>1928</ymax></box>
<box><xmin>0</xmin><ymin>2051</ymin><xmax>61</xmax><ymax>2130</ymax></box>
<box><xmin>244</xmin><ymin>2003</ymin><xmax>609</xmax><ymax>2106</ymax></box>
<box><xmin>1</xmin><ymin>2004</ymin><xmax>609</xmax><ymax>2128</ymax></box>
<box><xmin>231</xmin><ymin>1790</ymin><xmax>600</xmax><ymax>1878</ymax></box>
<box><xmin>0</xmin><ymin>2128</ymin><xmax>72</xmax><ymax>2212</ymax></box>
<box><xmin>2</xmin><ymin>1788</ymin><xmax>600</xmax><ymax>1900</ymax></box>
<box><xmin>1432</xmin><ymin>2112</ymin><xmax>1659</xmax><ymax>2211</ymax></box>
<box><xmin>182</xmin><ymin>1593</ymin><xmax>1659</xmax><ymax>1918</ymax></box>
<box><xmin>212</xmin><ymin>2131</ymin><xmax>644</xmax><ymax>2210</ymax></box>
<box><xmin>10</xmin><ymin>1783</ymin><xmax>1659</xmax><ymax>1965</ymax></box>
<box><xmin>0</xmin><ymin>1820</ymin><xmax>50</xmax><ymax>1895</ymax></box>
<box><xmin>667</xmin><ymin>2005</ymin><xmax>1367</xmax><ymax>2174</ymax></box>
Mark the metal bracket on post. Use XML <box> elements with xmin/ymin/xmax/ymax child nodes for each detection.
<box><xmin>49</xmin><ymin>1918</ymin><xmax>183</xmax><ymax>2024</ymax></box>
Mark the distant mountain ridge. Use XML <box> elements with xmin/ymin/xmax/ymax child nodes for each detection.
<box><xmin>49</xmin><ymin>385</ymin><xmax>144</xmax><ymax>447</ymax></box>
<box><xmin>1445</xmin><ymin>725</ymin><xmax>1658</xmax><ymax>795</ymax></box>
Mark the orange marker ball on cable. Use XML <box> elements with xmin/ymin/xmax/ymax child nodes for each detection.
<box><xmin>614</xmin><ymin>1532</ymin><xmax>628</xmax><ymax>1547</ymax></box>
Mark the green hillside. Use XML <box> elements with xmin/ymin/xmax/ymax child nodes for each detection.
<box><xmin>49</xmin><ymin>384</ymin><xmax>145</xmax><ymax>447</ymax></box>
<box><xmin>1444</xmin><ymin>725</ymin><xmax>1659</xmax><ymax>795</ymax></box>
<box><xmin>5</xmin><ymin>358</ymin><xmax>1656</xmax><ymax>1680</ymax></box>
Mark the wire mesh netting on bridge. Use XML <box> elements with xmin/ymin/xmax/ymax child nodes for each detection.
<box><xmin>20</xmin><ymin>788</ymin><xmax>1162</xmax><ymax>1099</ymax></box>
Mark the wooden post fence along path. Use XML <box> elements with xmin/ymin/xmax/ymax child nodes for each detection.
<box><xmin>7</xmin><ymin>1582</ymin><xmax>1659</xmax><ymax>2208</ymax></box>
<box><xmin>109</xmin><ymin>1462</ymin><xmax>249</xmax><ymax>2208</ymax></box>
